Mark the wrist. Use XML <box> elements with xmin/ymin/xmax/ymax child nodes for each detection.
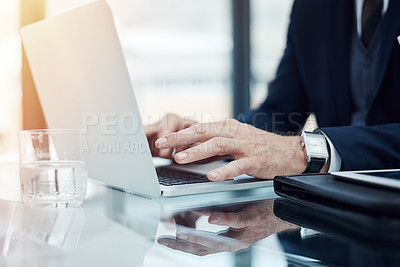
<box><xmin>289</xmin><ymin>136</ymin><xmax>309</xmax><ymax>174</ymax></box>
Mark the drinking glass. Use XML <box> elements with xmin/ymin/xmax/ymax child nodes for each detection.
<box><xmin>19</xmin><ymin>129</ymin><xmax>87</xmax><ymax>208</ymax></box>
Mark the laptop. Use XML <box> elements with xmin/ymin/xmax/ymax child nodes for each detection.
<box><xmin>20</xmin><ymin>0</ymin><xmax>272</xmax><ymax>197</ymax></box>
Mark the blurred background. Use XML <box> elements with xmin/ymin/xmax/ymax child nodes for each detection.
<box><xmin>0</xmin><ymin>0</ymin><xmax>293</xmax><ymax>161</ymax></box>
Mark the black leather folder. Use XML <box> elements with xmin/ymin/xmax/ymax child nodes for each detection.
<box><xmin>273</xmin><ymin>198</ymin><xmax>400</xmax><ymax>254</ymax></box>
<box><xmin>274</xmin><ymin>174</ymin><xmax>400</xmax><ymax>217</ymax></box>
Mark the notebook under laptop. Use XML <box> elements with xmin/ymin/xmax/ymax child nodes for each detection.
<box><xmin>20</xmin><ymin>0</ymin><xmax>272</xmax><ymax>197</ymax></box>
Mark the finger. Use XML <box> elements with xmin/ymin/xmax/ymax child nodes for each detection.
<box><xmin>173</xmin><ymin>214</ymin><xmax>189</xmax><ymax>227</ymax></box>
<box><xmin>153</xmin><ymin>129</ymin><xmax>183</xmax><ymax>158</ymax></box>
<box><xmin>171</xmin><ymin>142</ymin><xmax>211</xmax><ymax>159</ymax></box>
<box><xmin>146</xmin><ymin>123</ymin><xmax>174</xmax><ymax>138</ymax></box>
<box><xmin>173</xmin><ymin>137</ymin><xmax>242</xmax><ymax>164</ymax></box>
<box><xmin>146</xmin><ymin>116</ymin><xmax>184</xmax><ymax>142</ymax></box>
<box><xmin>144</xmin><ymin>123</ymin><xmax>159</xmax><ymax>137</ymax></box>
<box><xmin>158</xmin><ymin>237</ymin><xmax>213</xmax><ymax>256</ymax></box>
<box><xmin>147</xmin><ymin>138</ymin><xmax>157</xmax><ymax>156</ymax></box>
<box><xmin>159</xmin><ymin>148</ymin><xmax>174</xmax><ymax>159</ymax></box>
<box><xmin>192</xmin><ymin>155</ymin><xmax>230</xmax><ymax>165</ymax></box>
<box><xmin>162</xmin><ymin>113</ymin><xmax>196</xmax><ymax>131</ymax></box>
<box><xmin>156</xmin><ymin>119</ymin><xmax>241</xmax><ymax>149</ymax></box>
<box><xmin>208</xmin><ymin>211</ymin><xmax>251</xmax><ymax>229</ymax></box>
<box><xmin>207</xmin><ymin>158</ymin><xmax>251</xmax><ymax>181</ymax></box>
<box><xmin>191</xmin><ymin>210</ymin><xmax>213</xmax><ymax>216</ymax></box>
<box><xmin>171</xmin><ymin>143</ymin><xmax>194</xmax><ymax>158</ymax></box>
<box><xmin>173</xmin><ymin>212</ymin><xmax>201</xmax><ymax>228</ymax></box>
<box><xmin>146</xmin><ymin>112</ymin><xmax>196</xmax><ymax>140</ymax></box>
<box><xmin>145</xmin><ymin>127</ymin><xmax>172</xmax><ymax>155</ymax></box>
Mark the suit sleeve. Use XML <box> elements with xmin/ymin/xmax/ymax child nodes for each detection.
<box><xmin>320</xmin><ymin>124</ymin><xmax>400</xmax><ymax>171</ymax></box>
<box><xmin>240</xmin><ymin>2</ymin><xmax>308</xmax><ymax>135</ymax></box>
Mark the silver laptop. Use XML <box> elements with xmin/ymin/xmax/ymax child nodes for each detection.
<box><xmin>21</xmin><ymin>0</ymin><xmax>272</xmax><ymax>197</ymax></box>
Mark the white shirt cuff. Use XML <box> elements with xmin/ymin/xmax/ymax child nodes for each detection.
<box><xmin>317</xmin><ymin>130</ymin><xmax>342</xmax><ymax>173</ymax></box>
<box><xmin>318</xmin><ymin>131</ymin><xmax>342</xmax><ymax>172</ymax></box>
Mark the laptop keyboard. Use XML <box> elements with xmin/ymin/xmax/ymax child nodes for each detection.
<box><xmin>156</xmin><ymin>167</ymin><xmax>211</xmax><ymax>186</ymax></box>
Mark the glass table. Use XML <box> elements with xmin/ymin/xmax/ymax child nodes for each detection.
<box><xmin>0</xmin><ymin>162</ymin><xmax>399</xmax><ymax>267</ymax></box>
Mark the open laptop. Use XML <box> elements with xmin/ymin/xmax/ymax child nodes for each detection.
<box><xmin>20</xmin><ymin>0</ymin><xmax>272</xmax><ymax>198</ymax></box>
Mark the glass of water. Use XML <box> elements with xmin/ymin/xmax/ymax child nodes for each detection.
<box><xmin>19</xmin><ymin>129</ymin><xmax>87</xmax><ymax>208</ymax></box>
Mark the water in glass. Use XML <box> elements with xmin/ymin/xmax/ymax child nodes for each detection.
<box><xmin>20</xmin><ymin>160</ymin><xmax>87</xmax><ymax>208</ymax></box>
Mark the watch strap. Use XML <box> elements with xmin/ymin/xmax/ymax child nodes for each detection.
<box><xmin>304</xmin><ymin>158</ymin><xmax>326</xmax><ymax>173</ymax></box>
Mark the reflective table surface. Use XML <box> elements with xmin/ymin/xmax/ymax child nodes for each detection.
<box><xmin>0</xmin><ymin>162</ymin><xmax>399</xmax><ymax>267</ymax></box>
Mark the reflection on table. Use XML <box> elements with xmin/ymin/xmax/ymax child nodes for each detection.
<box><xmin>0</xmin><ymin>162</ymin><xmax>400</xmax><ymax>266</ymax></box>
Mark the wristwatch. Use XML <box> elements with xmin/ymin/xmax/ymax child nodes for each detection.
<box><xmin>300</xmin><ymin>131</ymin><xmax>329</xmax><ymax>173</ymax></box>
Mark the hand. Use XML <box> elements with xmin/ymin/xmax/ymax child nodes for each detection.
<box><xmin>158</xmin><ymin>200</ymin><xmax>299</xmax><ymax>256</ymax></box>
<box><xmin>204</xmin><ymin>200</ymin><xmax>299</xmax><ymax>243</ymax></box>
<box><xmin>145</xmin><ymin>113</ymin><xmax>196</xmax><ymax>158</ymax></box>
<box><xmin>155</xmin><ymin>118</ymin><xmax>314</xmax><ymax>181</ymax></box>
<box><xmin>172</xmin><ymin>211</ymin><xmax>202</xmax><ymax>228</ymax></box>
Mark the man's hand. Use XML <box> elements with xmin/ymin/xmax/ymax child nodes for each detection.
<box><xmin>145</xmin><ymin>113</ymin><xmax>196</xmax><ymax>158</ymax></box>
<box><xmin>204</xmin><ymin>200</ymin><xmax>299</xmax><ymax>243</ymax></box>
<box><xmin>157</xmin><ymin>200</ymin><xmax>299</xmax><ymax>256</ymax></box>
<box><xmin>155</xmin><ymin>118</ymin><xmax>312</xmax><ymax>180</ymax></box>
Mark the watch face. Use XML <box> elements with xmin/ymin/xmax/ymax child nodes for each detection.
<box><xmin>304</xmin><ymin>134</ymin><xmax>328</xmax><ymax>157</ymax></box>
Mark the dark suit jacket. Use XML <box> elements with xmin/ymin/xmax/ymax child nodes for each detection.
<box><xmin>242</xmin><ymin>0</ymin><xmax>400</xmax><ymax>171</ymax></box>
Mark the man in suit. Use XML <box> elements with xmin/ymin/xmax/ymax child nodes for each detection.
<box><xmin>146</xmin><ymin>0</ymin><xmax>400</xmax><ymax>181</ymax></box>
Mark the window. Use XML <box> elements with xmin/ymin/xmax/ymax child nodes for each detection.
<box><xmin>250</xmin><ymin>0</ymin><xmax>294</xmax><ymax>108</ymax></box>
<box><xmin>43</xmin><ymin>0</ymin><xmax>298</xmax><ymax>126</ymax></box>
<box><xmin>46</xmin><ymin>0</ymin><xmax>233</xmax><ymax>125</ymax></box>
